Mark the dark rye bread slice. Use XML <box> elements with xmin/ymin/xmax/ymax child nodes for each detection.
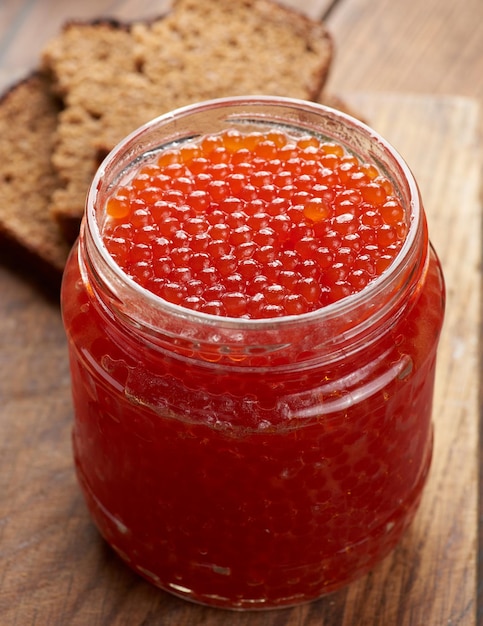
<box><xmin>41</xmin><ymin>0</ymin><xmax>334</xmax><ymax>243</ymax></box>
<box><xmin>0</xmin><ymin>72</ymin><xmax>71</xmax><ymax>290</ymax></box>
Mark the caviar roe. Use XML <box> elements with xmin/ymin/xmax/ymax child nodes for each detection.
<box><xmin>102</xmin><ymin>129</ymin><xmax>408</xmax><ymax>318</ymax></box>
<box><xmin>62</xmin><ymin>99</ymin><xmax>445</xmax><ymax>610</ymax></box>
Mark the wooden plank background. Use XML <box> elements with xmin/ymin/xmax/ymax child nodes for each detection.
<box><xmin>0</xmin><ymin>0</ymin><xmax>482</xmax><ymax>624</ymax></box>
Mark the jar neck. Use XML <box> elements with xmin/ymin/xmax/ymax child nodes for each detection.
<box><xmin>80</xmin><ymin>96</ymin><xmax>428</xmax><ymax>367</ymax></box>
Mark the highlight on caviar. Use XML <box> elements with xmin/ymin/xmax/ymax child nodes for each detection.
<box><xmin>101</xmin><ymin>127</ymin><xmax>408</xmax><ymax>319</ymax></box>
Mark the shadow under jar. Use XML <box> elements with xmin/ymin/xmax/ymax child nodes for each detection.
<box><xmin>61</xmin><ymin>96</ymin><xmax>445</xmax><ymax>610</ymax></box>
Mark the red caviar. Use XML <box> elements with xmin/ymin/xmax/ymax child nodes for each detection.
<box><xmin>102</xmin><ymin>129</ymin><xmax>407</xmax><ymax>317</ymax></box>
<box><xmin>61</xmin><ymin>99</ymin><xmax>445</xmax><ymax>610</ymax></box>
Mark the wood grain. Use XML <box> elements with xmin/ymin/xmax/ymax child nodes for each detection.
<box><xmin>325</xmin><ymin>0</ymin><xmax>483</xmax><ymax>113</ymax></box>
<box><xmin>0</xmin><ymin>93</ymin><xmax>479</xmax><ymax>626</ymax></box>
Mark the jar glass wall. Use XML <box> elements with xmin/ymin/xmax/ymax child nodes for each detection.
<box><xmin>61</xmin><ymin>97</ymin><xmax>445</xmax><ymax>610</ymax></box>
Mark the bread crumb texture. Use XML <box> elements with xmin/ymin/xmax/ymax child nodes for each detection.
<box><xmin>41</xmin><ymin>0</ymin><xmax>333</xmax><ymax>234</ymax></box>
<box><xmin>0</xmin><ymin>73</ymin><xmax>70</xmax><ymax>274</ymax></box>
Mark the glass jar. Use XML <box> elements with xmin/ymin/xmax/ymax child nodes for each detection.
<box><xmin>61</xmin><ymin>96</ymin><xmax>445</xmax><ymax>610</ymax></box>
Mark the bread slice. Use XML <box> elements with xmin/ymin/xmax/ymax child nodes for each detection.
<box><xmin>0</xmin><ymin>72</ymin><xmax>71</xmax><ymax>290</ymax></box>
<box><xmin>41</xmin><ymin>0</ymin><xmax>334</xmax><ymax>242</ymax></box>
<box><xmin>0</xmin><ymin>5</ymin><xmax>359</xmax><ymax>291</ymax></box>
<box><xmin>0</xmin><ymin>75</ymin><xmax>360</xmax><ymax>290</ymax></box>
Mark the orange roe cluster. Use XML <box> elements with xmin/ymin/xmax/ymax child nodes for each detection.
<box><xmin>102</xmin><ymin>129</ymin><xmax>408</xmax><ymax>318</ymax></box>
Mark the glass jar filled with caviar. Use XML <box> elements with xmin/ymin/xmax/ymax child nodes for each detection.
<box><xmin>61</xmin><ymin>96</ymin><xmax>445</xmax><ymax>610</ymax></box>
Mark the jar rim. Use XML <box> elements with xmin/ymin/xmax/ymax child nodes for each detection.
<box><xmin>85</xmin><ymin>95</ymin><xmax>422</xmax><ymax>334</ymax></box>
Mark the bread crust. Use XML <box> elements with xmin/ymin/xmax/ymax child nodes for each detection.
<box><xmin>0</xmin><ymin>72</ymin><xmax>71</xmax><ymax>290</ymax></box>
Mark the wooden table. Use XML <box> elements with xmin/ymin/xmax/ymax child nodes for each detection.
<box><xmin>1</xmin><ymin>1</ymin><xmax>481</xmax><ymax>624</ymax></box>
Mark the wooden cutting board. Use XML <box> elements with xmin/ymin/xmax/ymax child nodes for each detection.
<box><xmin>0</xmin><ymin>93</ymin><xmax>480</xmax><ymax>626</ymax></box>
